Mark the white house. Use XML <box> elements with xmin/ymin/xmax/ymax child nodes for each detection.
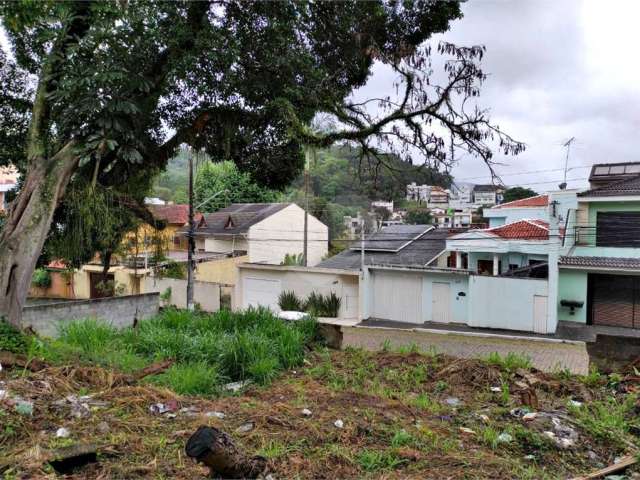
<box><xmin>190</xmin><ymin>203</ymin><xmax>328</xmax><ymax>266</ymax></box>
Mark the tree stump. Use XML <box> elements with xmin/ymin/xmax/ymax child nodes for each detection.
<box><xmin>185</xmin><ymin>426</ymin><xmax>267</xmax><ymax>478</ymax></box>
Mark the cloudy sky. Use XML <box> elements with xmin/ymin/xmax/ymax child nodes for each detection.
<box><xmin>2</xmin><ymin>1</ymin><xmax>638</xmax><ymax>192</ymax></box>
<box><xmin>360</xmin><ymin>0</ymin><xmax>640</xmax><ymax>191</ymax></box>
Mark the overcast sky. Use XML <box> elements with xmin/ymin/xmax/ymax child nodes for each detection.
<box><xmin>360</xmin><ymin>0</ymin><xmax>640</xmax><ymax>191</ymax></box>
<box><xmin>2</xmin><ymin>1</ymin><xmax>639</xmax><ymax>192</ymax></box>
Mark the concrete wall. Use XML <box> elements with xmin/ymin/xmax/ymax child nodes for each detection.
<box><xmin>558</xmin><ymin>269</ymin><xmax>588</xmax><ymax>323</ymax></box>
<box><xmin>468</xmin><ymin>276</ymin><xmax>549</xmax><ymax>332</ymax></box>
<box><xmin>196</xmin><ymin>255</ymin><xmax>248</xmax><ymax>285</ymax></box>
<box><xmin>22</xmin><ymin>293</ymin><xmax>160</xmax><ymax>338</ymax></box>
<box><xmin>204</xmin><ymin>237</ymin><xmax>248</xmax><ymax>254</ymax></box>
<box><xmin>486</xmin><ymin>207</ymin><xmax>548</xmax><ymax>227</ymax></box>
<box><xmin>248</xmin><ymin>204</ymin><xmax>328</xmax><ymax>266</ymax></box>
<box><xmin>144</xmin><ymin>276</ymin><xmax>220</xmax><ymax>312</ymax></box>
<box><xmin>367</xmin><ymin>268</ymin><xmax>469</xmax><ymax>325</ymax></box>
<box><xmin>236</xmin><ymin>264</ymin><xmax>359</xmax><ymax>319</ymax></box>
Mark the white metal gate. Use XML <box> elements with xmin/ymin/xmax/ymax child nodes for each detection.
<box><xmin>371</xmin><ymin>271</ymin><xmax>422</xmax><ymax>324</ymax></box>
<box><xmin>432</xmin><ymin>282</ymin><xmax>451</xmax><ymax>323</ymax></box>
<box><xmin>243</xmin><ymin>277</ymin><xmax>281</xmax><ymax>311</ymax></box>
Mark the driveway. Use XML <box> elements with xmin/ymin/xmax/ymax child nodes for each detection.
<box><xmin>341</xmin><ymin>325</ymin><xmax>589</xmax><ymax>374</ymax></box>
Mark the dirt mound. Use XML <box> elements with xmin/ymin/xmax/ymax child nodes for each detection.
<box><xmin>435</xmin><ymin>358</ymin><xmax>501</xmax><ymax>386</ymax></box>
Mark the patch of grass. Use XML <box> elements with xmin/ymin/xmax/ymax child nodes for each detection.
<box><xmin>149</xmin><ymin>362</ymin><xmax>222</xmax><ymax>395</ymax></box>
<box><xmin>485</xmin><ymin>351</ymin><xmax>532</xmax><ymax>372</ymax></box>
<box><xmin>257</xmin><ymin>439</ymin><xmax>305</xmax><ymax>459</ymax></box>
<box><xmin>499</xmin><ymin>381</ymin><xmax>510</xmax><ymax>406</ymax></box>
<box><xmin>569</xmin><ymin>395</ymin><xmax>637</xmax><ymax>447</ymax></box>
<box><xmin>512</xmin><ymin>425</ymin><xmax>550</xmax><ymax>451</ymax></box>
<box><xmin>356</xmin><ymin>449</ymin><xmax>406</xmax><ymax>472</ymax></box>
<box><xmin>42</xmin><ymin>307</ymin><xmax>318</xmax><ymax>392</ymax></box>
<box><xmin>410</xmin><ymin>393</ymin><xmax>441</xmax><ymax>413</ymax></box>
<box><xmin>390</xmin><ymin>428</ymin><xmax>415</xmax><ymax>448</ymax></box>
<box><xmin>396</xmin><ymin>342</ymin><xmax>420</xmax><ymax>354</ymax></box>
<box><xmin>480</xmin><ymin>426</ymin><xmax>500</xmax><ymax>450</ymax></box>
<box><xmin>0</xmin><ymin>319</ymin><xmax>29</xmax><ymax>354</ymax></box>
<box><xmin>581</xmin><ymin>365</ymin><xmax>603</xmax><ymax>387</ymax></box>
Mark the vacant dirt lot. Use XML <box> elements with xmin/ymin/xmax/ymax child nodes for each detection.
<box><xmin>1</xmin><ymin>348</ymin><xmax>639</xmax><ymax>479</ymax></box>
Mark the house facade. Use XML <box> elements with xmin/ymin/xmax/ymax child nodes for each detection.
<box><xmin>0</xmin><ymin>166</ymin><xmax>18</xmax><ymax>212</ymax></box>
<box><xmin>190</xmin><ymin>203</ymin><xmax>328</xmax><ymax>266</ymax></box>
<box><xmin>473</xmin><ymin>184</ymin><xmax>504</xmax><ymax>206</ymax></box>
<box><xmin>558</xmin><ymin>174</ymin><xmax>640</xmax><ymax>328</ymax></box>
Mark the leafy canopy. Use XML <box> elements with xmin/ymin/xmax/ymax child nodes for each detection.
<box><xmin>502</xmin><ymin>187</ymin><xmax>538</xmax><ymax>203</ymax></box>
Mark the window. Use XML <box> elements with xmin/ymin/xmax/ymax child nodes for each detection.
<box><xmin>596</xmin><ymin>212</ymin><xmax>640</xmax><ymax>248</ymax></box>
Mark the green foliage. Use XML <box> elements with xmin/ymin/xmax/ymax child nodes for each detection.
<box><xmin>569</xmin><ymin>395</ymin><xmax>637</xmax><ymax>447</ymax></box>
<box><xmin>150</xmin><ymin>362</ymin><xmax>222</xmax><ymax>395</ymax></box>
<box><xmin>404</xmin><ymin>203</ymin><xmax>432</xmax><ymax>225</ymax></box>
<box><xmin>31</xmin><ymin>268</ymin><xmax>52</xmax><ymax>289</ymax></box>
<box><xmin>94</xmin><ymin>279</ymin><xmax>126</xmax><ymax>297</ymax></box>
<box><xmin>304</xmin><ymin>291</ymin><xmax>341</xmax><ymax>317</ymax></box>
<box><xmin>45</xmin><ymin>308</ymin><xmax>319</xmax><ymax>394</ymax></box>
<box><xmin>281</xmin><ymin>253</ymin><xmax>304</xmax><ymax>266</ymax></box>
<box><xmin>356</xmin><ymin>449</ymin><xmax>406</xmax><ymax>472</ymax></box>
<box><xmin>162</xmin><ymin>260</ymin><xmax>186</xmax><ymax>280</ymax></box>
<box><xmin>278</xmin><ymin>290</ymin><xmax>304</xmax><ymax>311</ymax></box>
<box><xmin>0</xmin><ymin>319</ymin><xmax>28</xmax><ymax>354</ymax></box>
<box><xmin>503</xmin><ymin>187</ymin><xmax>538</xmax><ymax>203</ymax></box>
<box><xmin>194</xmin><ymin>161</ymin><xmax>280</xmax><ymax>213</ymax></box>
<box><xmin>159</xmin><ymin>287</ymin><xmax>172</xmax><ymax>302</ymax></box>
<box><xmin>485</xmin><ymin>352</ymin><xmax>532</xmax><ymax>373</ymax></box>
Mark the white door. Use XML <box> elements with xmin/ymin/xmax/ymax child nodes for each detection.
<box><xmin>371</xmin><ymin>271</ymin><xmax>422</xmax><ymax>324</ymax></box>
<box><xmin>432</xmin><ymin>282</ymin><xmax>451</xmax><ymax>323</ymax></box>
<box><xmin>533</xmin><ymin>295</ymin><xmax>548</xmax><ymax>333</ymax></box>
<box><xmin>243</xmin><ymin>277</ymin><xmax>281</xmax><ymax>311</ymax></box>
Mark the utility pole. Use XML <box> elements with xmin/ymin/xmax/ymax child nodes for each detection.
<box><xmin>302</xmin><ymin>148</ymin><xmax>312</xmax><ymax>267</ymax></box>
<box><xmin>186</xmin><ymin>149</ymin><xmax>195</xmax><ymax>311</ymax></box>
<box><xmin>560</xmin><ymin>137</ymin><xmax>575</xmax><ymax>189</ymax></box>
<box><xmin>360</xmin><ymin>216</ymin><xmax>365</xmax><ymax>272</ymax></box>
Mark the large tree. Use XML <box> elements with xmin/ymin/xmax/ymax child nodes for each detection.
<box><xmin>0</xmin><ymin>1</ymin><xmax>523</xmax><ymax>326</ymax></box>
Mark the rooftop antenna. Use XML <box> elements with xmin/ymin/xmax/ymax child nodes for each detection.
<box><xmin>560</xmin><ymin>137</ymin><xmax>575</xmax><ymax>190</ymax></box>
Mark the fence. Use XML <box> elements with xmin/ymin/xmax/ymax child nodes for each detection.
<box><xmin>22</xmin><ymin>293</ymin><xmax>160</xmax><ymax>337</ymax></box>
<box><xmin>144</xmin><ymin>276</ymin><xmax>221</xmax><ymax>312</ymax></box>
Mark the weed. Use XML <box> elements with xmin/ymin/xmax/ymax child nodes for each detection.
<box><xmin>411</xmin><ymin>393</ymin><xmax>441</xmax><ymax>413</ymax></box>
<box><xmin>0</xmin><ymin>319</ymin><xmax>29</xmax><ymax>354</ymax></box>
<box><xmin>257</xmin><ymin>439</ymin><xmax>304</xmax><ymax>459</ymax></box>
<box><xmin>512</xmin><ymin>425</ymin><xmax>550</xmax><ymax>451</ymax></box>
<box><xmin>149</xmin><ymin>361</ymin><xmax>222</xmax><ymax>395</ymax></box>
<box><xmin>57</xmin><ymin>318</ymin><xmax>119</xmax><ymax>356</ymax></box>
<box><xmin>569</xmin><ymin>395</ymin><xmax>636</xmax><ymax>447</ymax></box>
<box><xmin>485</xmin><ymin>351</ymin><xmax>532</xmax><ymax>372</ymax></box>
<box><xmin>434</xmin><ymin>380</ymin><xmax>448</xmax><ymax>393</ymax></box>
<box><xmin>381</xmin><ymin>339</ymin><xmax>392</xmax><ymax>352</ymax></box>
<box><xmin>396</xmin><ymin>342</ymin><xmax>420</xmax><ymax>354</ymax></box>
<box><xmin>500</xmin><ymin>381</ymin><xmax>510</xmax><ymax>406</ymax></box>
<box><xmin>390</xmin><ymin>429</ymin><xmax>414</xmax><ymax>448</ymax></box>
<box><xmin>480</xmin><ymin>426</ymin><xmax>500</xmax><ymax>450</ymax></box>
<box><xmin>356</xmin><ymin>449</ymin><xmax>406</xmax><ymax>472</ymax></box>
<box><xmin>581</xmin><ymin>365</ymin><xmax>603</xmax><ymax>387</ymax></box>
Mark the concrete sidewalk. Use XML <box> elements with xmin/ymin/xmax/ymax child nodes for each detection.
<box><xmin>342</xmin><ymin>325</ymin><xmax>589</xmax><ymax>374</ymax></box>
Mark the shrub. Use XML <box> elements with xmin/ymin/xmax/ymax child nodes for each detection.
<box><xmin>0</xmin><ymin>319</ymin><xmax>29</xmax><ymax>353</ymax></box>
<box><xmin>281</xmin><ymin>253</ymin><xmax>304</xmax><ymax>266</ymax></box>
<box><xmin>278</xmin><ymin>290</ymin><xmax>303</xmax><ymax>311</ymax></box>
<box><xmin>162</xmin><ymin>260</ymin><xmax>186</xmax><ymax>279</ymax></box>
<box><xmin>31</xmin><ymin>268</ymin><xmax>52</xmax><ymax>289</ymax></box>
<box><xmin>304</xmin><ymin>291</ymin><xmax>341</xmax><ymax>317</ymax></box>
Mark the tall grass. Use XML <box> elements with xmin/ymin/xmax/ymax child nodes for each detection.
<box><xmin>43</xmin><ymin>307</ymin><xmax>319</xmax><ymax>395</ymax></box>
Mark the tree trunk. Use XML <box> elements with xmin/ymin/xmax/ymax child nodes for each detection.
<box><xmin>0</xmin><ymin>142</ymin><xmax>78</xmax><ymax>327</ymax></box>
<box><xmin>185</xmin><ymin>426</ymin><xmax>267</xmax><ymax>478</ymax></box>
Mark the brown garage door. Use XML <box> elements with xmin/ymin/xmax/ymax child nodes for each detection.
<box><xmin>591</xmin><ymin>274</ymin><xmax>640</xmax><ymax>328</ymax></box>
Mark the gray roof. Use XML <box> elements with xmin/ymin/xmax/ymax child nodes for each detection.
<box><xmin>579</xmin><ymin>175</ymin><xmax>640</xmax><ymax>197</ymax></box>
<box><xmin>350</xmin><ymin>224</ymin><xmax>431</xmax><ymax>252</ymax></box>
<box><xmin>473</xmin><ymin>184</ymin><xmax>502</xmax><ymax>192</ymax></box>
<box><xmin>318</xmin><ymin>226</ymin><xmax>449</xmax><ymax>270</ymax></box>
<box><xmin>560</xmin><ymin>255</ymin><xmax>640</xmax><ymax>270</ymax></box>
<box><xmin>190</xmin><ymin>203</ymin><xmax>291</xmax><ymax>237</ymax></box>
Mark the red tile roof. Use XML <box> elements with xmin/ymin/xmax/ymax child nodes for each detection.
<box><xmin>493</xmin><ymin>195</ymin><xmax>548</xmax><ymax>209</ymax></box>
<box><xmin>149</xmin><ymin>204</ymin><xmax>202</xmax><ymax>225</ymax></box>
<box><xmin>487</xmin><ymin>219</ymin><xmax>551</xmax><ymax>240</ymax></box>
<box><xmin>47</xmin><ymin>260</ymin><xmax>68</xmax><ymax>270</ymax></box>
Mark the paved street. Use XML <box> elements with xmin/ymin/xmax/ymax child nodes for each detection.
<box><xmin>342</xmin><ymin>326</ymin><xmax>589</xmax><ymax>374</ymax></box>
